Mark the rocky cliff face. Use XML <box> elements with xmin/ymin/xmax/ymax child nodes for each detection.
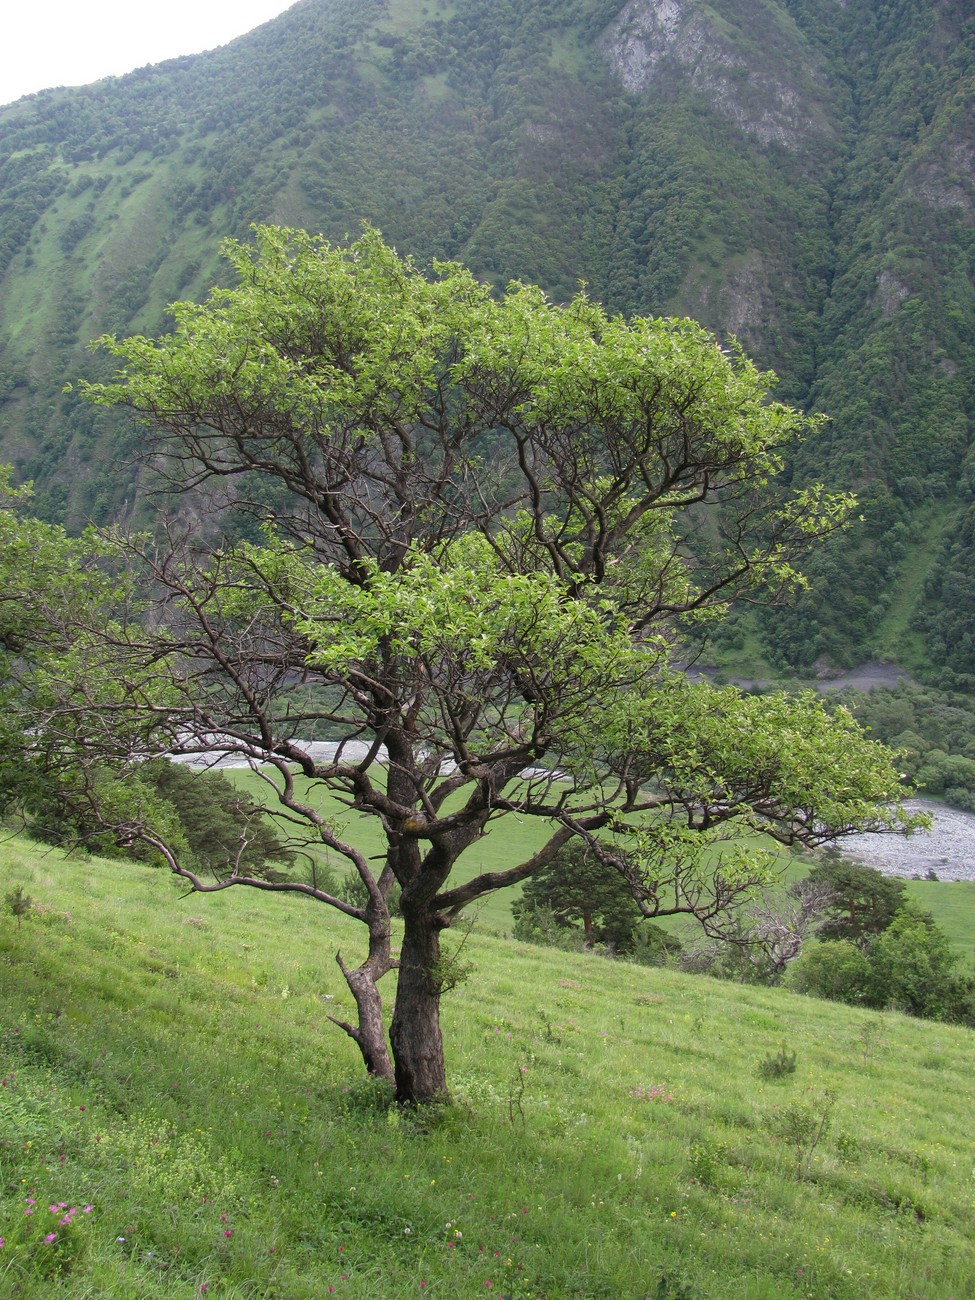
<box><xmin>602</xmin><ymin>0</ymin><xmax>834</xmax><ymax>148</ymax></box>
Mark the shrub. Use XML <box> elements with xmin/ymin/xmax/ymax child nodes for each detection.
<box><xmin>786</xmin><ymin>939</ymin><xmax>872</xmax><ymax>1004</ymax></box>
<box><xmin>4</xmin><ymin>884</ymin><xmax>33</xmax><ymax>928</ymax></box>
<box><xmin>770</xmin><ymin>1090</ymin><xmax>835</xmax><ymax>1180</ymax></box>
<box><xmin>866</xmin><ymin>906</ymin><xmax>960</xmax><ymax>1018</ymax></box>
<box><xmin>757</xmin><ymin>1046</ymin><xmax>798</xmax><ymax>1081</ymax></box>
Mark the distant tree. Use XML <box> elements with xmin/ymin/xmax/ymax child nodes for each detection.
<box><xmin>786</xmin><ymin>939</ymin><xmax>873</xmax><ymax>1005</ymax></box>
<box><xmin>137</xmin><ymin>760</ymin><xmax>296</xmax><ymax>881</ymax></box>
<box><xmin>680</xmin><ymin>875</ymin><xmax>835</xmax><ymax>984</ymax></box>
<box><xmin>865</xmin><ymin>906</ymin><xmax>962</xmax><ymax>1020</ymax></box>
<box><xmin>806</xmin><ymin>856</ymin><xmax>909</xmax><ymax>946</ymax></box>
<box><xmin>788</xmin><ymin>906</ymin><xmax>971</xmax><ymax>1025</ymax></box>
<box><xmin>0</xmin><ymin>469</ymin><xmax>119</xmax><ymax>826</ymax></box>
<box><xmin>49</xmin><ymin>227</ymin><xmax>918</xmax><ymax>1103</ymax></box>
<box><xmin>512</xmin><ymin>839</ymin><xmax>650</xmax><ymax>953</ymax></box>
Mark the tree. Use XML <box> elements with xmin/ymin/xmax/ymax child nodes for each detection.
<box><xmin>805</xmin><ymin>855</ymin><xmax>909</xmax><ymax>946</ymax></box>
<box><xmin>0</xmin><ymin>469</ymin><xmax>123</xmax><ymax>827</ymax></box>
<box><xmin>786</xmin><ymin>938</ymin><xmax>873</xmax><ymax>1005</ymax></box>
<box><xmin>679</xmin><ymin>875</ymin><xmax>836</xmax><ymax>984</ymax></box>
<box><xmin>512</xmin><ymin>838</ymin><xmax>649</xmax><ymax>952</ymax></box>
<box><xmin>787</xmin><ymin>906</ymin><xmax>970</xmax><ymax>1024</ymax></box>
<box><xmin>136</xmin><ymin>760</ymin><xmax>296</xmax><ymax>881</ymax></box>
<box><xmin>58</xmin><ymin>226</ymin><xmax>919</xmax><ymax>1103</ymax></box>
<box><xmin>865</xmin><ymin>906</ymin><xmax>962</xmax><ymax>1019</ymax></box>
<box><xmin>24</xmin><ymin>757</ymin><xmax>296</xmax><ymax>880</ymax></box>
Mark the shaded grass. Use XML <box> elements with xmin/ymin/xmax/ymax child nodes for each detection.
<box><xmin>1</xmin><ymin>833</ymin><xmax>974</xmax><ymax>1298</ymax></box>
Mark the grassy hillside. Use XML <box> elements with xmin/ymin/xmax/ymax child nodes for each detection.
<box><xmin>1</xmin><ymin>832</ymin><xmax>973</xmax><ymax>1298</ymax></box>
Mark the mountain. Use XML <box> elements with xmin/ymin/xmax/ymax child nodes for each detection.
<box><xmin>0</xmin><ymin>0</ymin><xmax>973</xmax><ymax>678</ymax></box>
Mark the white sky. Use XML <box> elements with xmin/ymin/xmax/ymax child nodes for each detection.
<box><xmin>2</xmin><ymin>2</ymin><xmax>295</xmax><ymax>107</ymax></box>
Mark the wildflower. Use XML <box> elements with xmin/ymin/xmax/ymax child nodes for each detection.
<box><xmin>223</xmin><ymin>1229</ymin><xmax>233</xmax><ymax>1238</ymax></box>
<box><xmin>0</xmin><ymin>1238</ymin><xmax>5</xmax><ymax>1248</ymax></box>
<box><xmin>44</xmin><ymin>1232</ymin><xmax>58</xmax><ymax>1244</ymax></box>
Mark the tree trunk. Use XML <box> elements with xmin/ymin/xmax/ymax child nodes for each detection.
<box><xmin>332</xmin><ymin>955</ymin><xmax>394</xmax><ymax>1082</ymax></box>
<box><xmin>329</xmin><ymin>904</ymin><xmax>396</xmax><ymax>1085</ymax></box>
<box><xmin>389</xmin><ymin>902</ymin><xmax>448</xmax><ymax>1104</ymax></box>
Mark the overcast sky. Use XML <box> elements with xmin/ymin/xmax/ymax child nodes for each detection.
<box><xmin>2</xmin><ymin>1</ymin><xmax>295</xmax><ymax>106</ymax></box>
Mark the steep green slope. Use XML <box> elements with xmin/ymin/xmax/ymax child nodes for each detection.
<box><xmin>0</xmin><ymin>0</ymin><xmax>972</xmax><ymax>678</ymax></box>
<box><xmin>770</xmin><ymin>0</ymin><xmax>975</xmax><ymax>677</ymax></box>
<box><xmin>2</xmin><ymin>830</ymin><xmax>974</xmax><ymax>1297</ymax></box>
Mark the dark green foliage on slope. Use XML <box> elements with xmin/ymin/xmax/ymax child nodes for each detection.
<box><xmin>763</xmin><ymin>0</ymin><xmax>975</xmax><ymax>670</ymax></box>
<box><xmin>21</xmin><ymin>757</ymin><xmax>296</xmax><ymax>882</ymax></box>
<box><xmin>511</xmin><ymin>839</ymin><xmax>681</xmax><ymax>961</ymax></box>
<box><xmin>836</xmin><ymin>680</ymin><xmax>975</xmax><ymax>809</ymax></box>
<box><xmin>789</xmin><ymin>903</ymin><xmax>974</xmax><ymax>1024</ymax></box>
<box><xmin>806</xmin><ymin>855</ymin><xmax>908</xmax><ymax>945</ymax></box>
<box><xmin>0</xmin><ymin>0</ymin><xmax>973</xmax><ymax>680</ymax></box>
<box><xmin>135</xmin><ymin>760</ymin><xmax>297</xmax><ymax>881</ymax></box>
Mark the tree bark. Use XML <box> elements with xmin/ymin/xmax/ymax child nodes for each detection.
<box><xmin>329</xmin><ymin>905</ymin><xmax>396</xmax><ymax>1084</ymax></box>
<box><xmin>388</xmin><ymin>901</ymin><xmax>448</xmax><ymax>1104</ymax></box>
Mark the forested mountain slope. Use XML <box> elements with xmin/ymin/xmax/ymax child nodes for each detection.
<box><xmin>0</xmin><ymin>0</ymin><xmax>972</xmax><ymax>677</ymax></box>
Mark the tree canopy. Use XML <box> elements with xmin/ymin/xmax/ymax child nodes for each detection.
<box><xmin>512</xmin><ymin>838</ymin><xmax>650</xmax><ymax>953</ymax></box>
<box><xmin>42</xmin><ymin>226</ymin><xmax>923</xmax><ymax>1103</ymax></box>
<box><xmin>0</xmin><ymin>469</ymin><xmax>121</xmax><ymax>825</ymax></box>
<box><xmin>806</xmin><ymin>854</ymin><xmax>910</xmax><ymax>945</ymax></box>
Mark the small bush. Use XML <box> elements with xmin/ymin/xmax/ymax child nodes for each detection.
<box><xmin>757</xmin><ymin>1046</ymin><xmax>797</xmax><ymax>1081</ymax></box>
<box><xmin>688</xmin><ymin>1137</ymin><xmax>730</xmax><ymax>1186</ymax></box>
<box><xmin>5</xmin><ymin>884</ymin><xmax>33</xmax><ymax>927</ymax></box>
<box><xmin>786</xmin><ymin>939</ymin><xmax>871</xmax><ymax>1004</ymax></box>
<box><xmin>770</xmin><ymin>1089</ymin><xmax>836</xmax><ymax>1181</ymax></box>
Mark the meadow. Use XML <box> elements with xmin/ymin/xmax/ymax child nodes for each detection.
<box><xmin>1</xmin><ymin>830</ymin><xmax>974</xmax><ymax>1299</ymax></box>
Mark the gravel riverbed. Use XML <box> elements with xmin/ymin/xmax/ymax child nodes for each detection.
<box><xmin>841</xmin><ymin>799</ymin><xmax>975</xmax><ymax>881</ymax></box>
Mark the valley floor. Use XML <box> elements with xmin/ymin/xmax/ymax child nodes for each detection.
<box><xmin>841</xmin><ymin>798</ymin><xmax>975</xmax><ymax>881</ymax></box>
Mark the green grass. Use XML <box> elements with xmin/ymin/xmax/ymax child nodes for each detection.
<box><xmin>872</xmin><ymin>502</ymin><xmax>953</xmax><ymax>670</ymax></box>
<box><xmin>225</xmin><ymin>766</ymin><xmax>556</xmax><ymax>932</ymax></box>
<box><xmin>2</xmin><ymin>832</ymin><xmax>975</xmax><ymax>1298</ymax></box>
<box><xmin>905</xmin><ymin>877</ymin><xmax>975</xmax><ymax>966</ymax></box>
